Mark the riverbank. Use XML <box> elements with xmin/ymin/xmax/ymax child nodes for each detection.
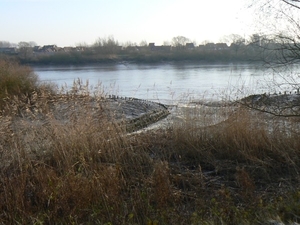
<box><xmin>1</xmin><ymin>89</ymin><xmax>300</xmax><ymax>224</ymax></box>
<box><xmin>2</xmin><ymin>49</ymin><xmax>261</xmax><ymax>66</ymax></box>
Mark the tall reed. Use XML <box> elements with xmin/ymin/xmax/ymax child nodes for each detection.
<box><xmin>1</xmin><ymin>59</ymin><xmax>300</xmax><ymax>224</ymax></box>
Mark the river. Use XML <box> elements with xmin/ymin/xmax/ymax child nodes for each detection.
<box><xmin>33</xmin><ymin>62</ymin><xmax>294</xmax><ymax>105</ymax></box>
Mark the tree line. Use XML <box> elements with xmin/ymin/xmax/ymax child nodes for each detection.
<box><xmin>0</xmin><ymin>34</ymin><xmax>272</xmax><ymax>65</ymax></box>
<box><xmin>0</xmin><ymin>22</ymin><xmax>299</xmax><ymax>66</ymax></box>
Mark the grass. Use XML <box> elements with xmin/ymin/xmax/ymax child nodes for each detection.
<box><xmin>1</xmin><ymin>59</ymin><xmax>300</xmax><ymax>224</ymax></box>
<box><xmin>0</xmin><ymin>58</ymin><xmax>38</xmax><ymax>109</ymax></box>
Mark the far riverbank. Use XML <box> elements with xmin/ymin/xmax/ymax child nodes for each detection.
<box><xmin>4</xmin><ymin>46</ymin><xmax>262</xmax><ymax>66</ymax></box>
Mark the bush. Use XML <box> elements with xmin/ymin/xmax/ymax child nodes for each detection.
<box><xmin>0</xmin><ymin>59</ymin><xmax>38</xmax><ymax>108</ymax></box>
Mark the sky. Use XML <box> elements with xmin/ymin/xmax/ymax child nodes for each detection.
<box><xmin>0</xmin><ymin>0</ymin><xmax>255</xmax><ymax>47</ymax></box>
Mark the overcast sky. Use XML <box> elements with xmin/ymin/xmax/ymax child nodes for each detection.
<box><xmin>0</xmin><ymin>0</ymin><xmax>255</xmax><ymax>47</ymax></box>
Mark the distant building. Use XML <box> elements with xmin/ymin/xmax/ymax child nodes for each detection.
<box><xmin>63</xmin><ymin>47</ymin><xmax>76</xmax><ymax>52</ymax></box>
<box><xmin>148</xmin><ymin>43</ymin><xmax>155</xmax><ymax>51</ymax></box>
<box><xmin>205</xmin><ymin>43</ymin><xmax>216</xmax><ymax>51</ymax></box>
<box><xmin>198</xmin><ymin>44</ymin><xmax>205</xmax><ymax>51</ymax></box>
<box><xmin>0</xmin><ymin>47</ymin><xmax>17</xmax><ymax>54</ymax></box>
<box><xmin>202</xmin><ymin>43</ymin><xmax>228</xmax><ymax>51</ymax></box>
<box><xmin>43</xmin><ymin>45</ymin><xmax>59</xmax><ymax>52</ymax></box>
<box><xmin>33</xmin><ymin>45</ymin><xmax>60</xmax><ymax>54</ymax></box>
<box><xmin>215</xmin><ymin>43</ymin><xmax>228</xmax><ymax>50</ymax></box>
<box><xmin>75</xmin><ymin>46</ymin><xmax>89</xmax><ymax>52</ymax></box>
<box><xmin>148</xmin><ymin>43</ymin><xmax>171</xmax><ymax>52</ymax></box>
<box><xmin>33</xmin><ymin>46</ymin><xmax>42</xmax><ymax>52</ymax></box>
<box><xmin>186</xmin><ymin>43</ymin><xmax>195</xmax><ymax>50</ymax></box>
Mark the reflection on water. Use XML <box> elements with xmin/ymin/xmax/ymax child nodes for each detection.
<box><xmin>33</xmin><ymin>62</ymin><xmax>293</xmax><ymax>104</ymax></box>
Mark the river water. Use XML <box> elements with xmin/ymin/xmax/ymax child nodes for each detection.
<box><xmin>33</xmin><ymin>62</ymin><xmax>295</xmax><ymax>105</ymax></box>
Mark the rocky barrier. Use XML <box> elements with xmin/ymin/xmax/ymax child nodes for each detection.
<box><xmin>2</xmin><ymin>93</ymin><xmax>170</xmax><ymax>134</ymax></box>
<box><xmin>103</xmin><ymin>95</ymin><xmax>170</xmax><ymax>132</ymax></box>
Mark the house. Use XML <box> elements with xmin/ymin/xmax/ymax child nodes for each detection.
<box><xmin>33</xmin><ymin>46</ymin><xmax>42</xmax><ymax>52</ymax></box>
<box><xmin>63</xmin><ymin>47</ymin><xmax>77</xmax><ymax>52</ymax></box>
<box><xmin>215</xmin><ymin>43</ymin><xmax>228</xmax><ymax>50</ymax></box>
<box><xmin>198</xmin><ymin>44</ymin><xmax>205</xmax><ymax>51</ymax></box>
<box><xmin>202</xmin><ymin>43</ymin><xmax>228</xmax><ymax>51</ymax></box>
<box><xmin>41</xmin><ymin>45</ymin><xmax>59</xmax><ymax>53</ymax></box>
<box><xmin>148</xmin><ymin>43</ymin><xmax>155</xmax><ymax>51</ymax></box>
<box><xmin>148</xmin><ymin>43</ymin><xmax>171</xmax><ymax>52</ymax></box>
<box><xmin>186</xmin><ymin>43</ymin><xmax>195</xmax><ymax>50</ymax></box>
<box><xmin>155</xmin><ymin>45</ymin><xmax>171</xmax><ymax>52</ymax></box>
<box><xmin>0</xmin><ymin>47</ymin><xmax>17</xmax><ymax>54</ymax></box>
<box><xmin>75</xmin><ymin>46</ymin><xmax>88</xmax><ymax>52</ymax></box>
<box><xmin>204</xmin><ymin>43</ymin><xmax>216</xmax><ymax>51</ymax></box>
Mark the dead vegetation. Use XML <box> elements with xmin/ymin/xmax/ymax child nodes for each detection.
<box><xmin>1</xmin><ymin>59</ymin><xmax>300</xmax><ymax>224</ymax></box>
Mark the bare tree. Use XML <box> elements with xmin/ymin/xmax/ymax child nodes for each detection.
<box><xmin>93</xmin><ymin>36</ymin><xmax>120</xmax><ymax>54</ymax></box>
<box><xmin>238</xmin><ymin>0</ymin><xmax>300</xmax><ymax>117</ymax></box>
<box><xmin>274</xmin><ymin>0</ymin><xmax>300</xmax><ymax>9</ymax></box>
<box><xmin>223</xmin><ymin>34</ymin><xmax>246</xmax><ymax>54</ymax></box>
<box><xmin>28</xmin><ymin>41</ymin><xmax>37</xmax><ymax>47</ymax></box>
<box><xmin>172</xmin><ymin>36</ymin><xmax>190</xmax><ymax>50</ymax></box>
<box><xmin>201</xmin><ymin>40</ymin><xmax>212</xmax><ymax>45</ymax></box>
<box><xmin>18</xmin><ymin>41</ymin><xmax>34</xmax><ymax>60</ymax></box>
<box><xmin>139</xmin><ymin>40</ymin><xmax>148</xmax><ymax>47</ymax></box>
<box><xmin>0</xmin><ymin>41</ymin><xmax>11</xmax><ymax>48</ymax></box>
<box><xmin>123</xmin><ymin>41</ymin><xmax>136</xmax><ymax>47</ymax></box>
<box><xmin>250</xmin><ymin>0</ymin><xmax>300</xmax><ymax>65</ymax></box>
<box><xmin>163</xmin><ymin>41</ymin><xmax>171</xmax><ymax>46</ymax></box>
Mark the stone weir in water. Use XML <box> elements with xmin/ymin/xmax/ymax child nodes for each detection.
<box><xmin>3</xmin><ymin>93</ymin><xmax>170</xmax><ymax>133</ymax></box>
<box><xmin>103</xmin><ymin>95</ymin><xmax>170</xmax><ymax>132</ymax></box>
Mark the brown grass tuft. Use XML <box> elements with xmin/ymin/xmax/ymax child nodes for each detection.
<box><xmin>152</xmin><ymin>161</ymin><xmax>172</xmax><ymax>207</ymax></box>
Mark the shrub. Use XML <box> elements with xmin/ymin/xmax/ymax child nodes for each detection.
<box><xmin>0</xmin><ymin>59</ymin><xmax>38</xmax><ymax>108</ymax></box>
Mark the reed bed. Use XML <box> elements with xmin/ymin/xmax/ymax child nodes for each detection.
<box><xmin>1</xmin><ymin>59</ymin><xmax>300</xmax><ymax>224</ymax></box>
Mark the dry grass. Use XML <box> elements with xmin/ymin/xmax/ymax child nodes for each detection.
<box><xmin>1</xmin><ymin>59</ymin><xmax>300</xmax><ymax>224</ymax></box>
<box><xmin>136</xmin><ymin>104</ymin><xmax>300</xmax><ymax>224</ymax></box>
<box><xmin>0</xmin><ymin>92</ymin><xmax>153</xmax><ymax>224</ymax></box>
<box><xmin>0</xmin><ymin>59</ymin><xmax>38</xmax><ymax>110</ymax></box>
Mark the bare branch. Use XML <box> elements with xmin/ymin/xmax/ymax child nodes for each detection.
<box><xmin>237</xmin><ymin>94</ymin><xmax>300</xmax><ymax>118</ymax></box>
<box><xmin>281</xmin><ymin>0</ymin><xmax>300</xmax><ymax>10</ymax></box>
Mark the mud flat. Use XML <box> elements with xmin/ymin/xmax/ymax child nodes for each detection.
<box><xmin>140</xmin><ymin>93</ymin><xmax>300</xmax><ymax>133</ymax></box>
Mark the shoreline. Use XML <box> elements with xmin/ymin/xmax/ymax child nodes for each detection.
<box><xmin>1</xmin><ymin>92</ymin><xmax>300</xmax><ymax>224</ymax></box>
